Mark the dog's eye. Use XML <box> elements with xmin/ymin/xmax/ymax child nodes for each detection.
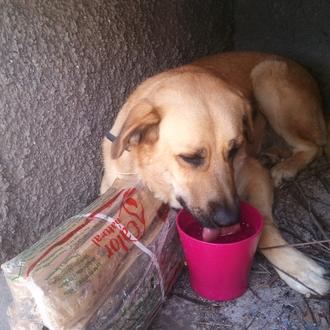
<box><xmin>178</xmin><ymin>154</ymin><xmax>205</xmax><ymax>167</ymax></box>
<box><xmin>228</xmin><ymin>143</ymin><xmax>240</xmax><ymax>160</ymax></box>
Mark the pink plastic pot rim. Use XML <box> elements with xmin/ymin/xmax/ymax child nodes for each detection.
<box><xmin>176</xmin><ymin>202</ymin><xmax>264</xmax><ymax>247</ymax></box>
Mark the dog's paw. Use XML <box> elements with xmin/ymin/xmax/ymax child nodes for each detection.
<box><xmin>260</xmin><ymin>152</ymin><xmax>281</xmax><ymax>168</ymax></box>
<box><xmin>270</xmin><ymin>162</ymin><xmax>297</xmax><ymax>187</ymax></box>
<box><xmin>274</xmin><ymin>249</ymin><xmax>330</xmax><ymax>296</ymax></box>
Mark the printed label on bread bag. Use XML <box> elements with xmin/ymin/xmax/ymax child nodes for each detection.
<box><xmin>91</xmin><ymin>188</ymin><xmax>146</xmax><ymax>258</ymax></box>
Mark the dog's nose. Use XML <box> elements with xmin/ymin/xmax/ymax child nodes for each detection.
<box><xmin>209</xmin><ymin>201</ymin><xmax>240</xmax><ymax>227</ymax></box>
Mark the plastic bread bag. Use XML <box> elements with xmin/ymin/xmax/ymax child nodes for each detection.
<box><xmin>1</xmin><ymin>178</ymin><xmax>183</xmax><ymax>330</ymax></box>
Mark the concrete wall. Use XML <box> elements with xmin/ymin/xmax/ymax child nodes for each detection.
<box><xmin>0</xmin><ymin>0</ymin><xmax>233</xmax><ymax>263</ymax></box>
<box><xmin>234</xmin><ymin>0</ymin><xmax>330</xmax><ymax>112</ymax></box>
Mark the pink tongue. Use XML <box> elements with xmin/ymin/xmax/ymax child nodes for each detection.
<box><xmin>202</xmin><ymin>228</ymin><xmax>221</xmax><ymax>242</ymax></box>
<box><xmin>202</xmin><ymin>223</ymin><xmax>241</xmax><ymax>242</ymax></box>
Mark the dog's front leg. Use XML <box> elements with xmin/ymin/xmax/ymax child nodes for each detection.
<box><xmin>259</xmin><ymin>221</ymin><xmax>329</xmax><ymax>296</ymax></box>
<box><xmin>234</xmin><ymin>155</ymin><xmax>329</xmax><ymax>296</ymax></box>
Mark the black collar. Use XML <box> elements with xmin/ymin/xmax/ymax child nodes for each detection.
<box><xmin>105</xmin><ymin>131</ymin><xmax>116</xmax><ymax>142</ymax></box>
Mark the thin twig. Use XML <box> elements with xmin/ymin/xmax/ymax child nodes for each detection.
<box><xmin>282</xmin><ymin>188</ymin><xmax>319</xmax><ymax>239</ymax></box>
<box><xmin>317</xmin><ymin>243</ymin><xmax>330</xmax><ymax>253</ymax></box>
<box><xmin>259</xmin><ymin>239</ymin><xmax>330</xmax><ymax>251</ymax></box>
<box><xmin>245</xmin><ymin>313</ymin><xmax>258</xmax><ymax>330</ymax></box>
<box><xmin>276</xmin><ymin>308</ymin><xmax>286</xmax><ymax>320</ymax></box>
<box><xmin>278</xmin><ymin>226</ymin><xmax>330</xmax><ymax>254</ymax></box>
<box><xmin>173</xmin><ymin>293</ymin><xmax>211</xmax><ymax>306</ymax></box>
<box><xmin>280</xmin><ymin>162</ymin><xmax>330</xmax><ymax>188</ymax></box>
<box><xmin>258</xmin><ymin>263</ymin><xmax>272</xmax><ymax>275</ymax></box>
<box><xmin>303</xmin><ymin>193</ymin><xmax>330</xmax><ymax>208</ymax></box>
<box><xmin>290</xmin><ymin>184</ymin><xmax>319</xmax><ymax>238</ymax></box>
<box><xmin>303</xmin><ymin>296</ymin><xmax>317</xmax><ymax>326</ymax></box>
<box><xmin>316</xmin><ymin>175</ymin><xmax>330</xmax><ymax>195</ymax></box>
<box><xmin>269</xmin><ymin>263</ymin><xmax>322</xmax><ymax>297</ymax></box>
<box><xmin>269</xmin><ymin>275</ymin><xmax>279</xmax><ymax>287</ymax></box>
<box><xmin>249</xmin><ymin>287</ymin><xmax>261</xmax><ymax>300</ymax></box>
<box><xmin>304</xmin><ymin>252</ymin><xmax>330</xmax><ymax>265</ymax></box>
<box><xmin>293</xmin><ymin>181</ymin><xmax>329</xmax><ymax>241</ymax></box>
<box><xmin>305</xmin><ymin>294</ymin><xmax>330</xmax><ymax>301</ymax></box>
<box><xmin>197</xmin><ymin>321</ymin><xmax>232</xmax><ymax>327</ymax></box>
<box><xmin>278</xmin><ymin>226</ymin><xmax>306</xmax><ymax>243</ymax></box>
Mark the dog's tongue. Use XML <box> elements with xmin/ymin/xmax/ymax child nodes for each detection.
<box><xmin>202</xmin><ymin>228</ymin><xmax>221</xmax><ymax>242</ymax></box>
<box><xmin>202</xmin><ymin>223</ymin><xmax>241</xmax><ymax>242</ymax></box>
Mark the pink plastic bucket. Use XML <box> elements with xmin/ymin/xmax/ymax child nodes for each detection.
<box><xmin>176</xmin><ymin>201</ymin><xmax>264</xmax><ymax>301</ymax></box>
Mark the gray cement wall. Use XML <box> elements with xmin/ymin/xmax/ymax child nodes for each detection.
<box><xmin>233</xmin><ymin>0</ymin><xmax>330</xmax><ymax>112</ymax></box>
<box><xmin>4</xmin><ymin>0</ymin><xmax>330</xmax><ymax>266</ymax></box>
<box><xmin>0</xmin><ymin>0</ymin><xmax>233</xmax><ymax>263</ymax></box>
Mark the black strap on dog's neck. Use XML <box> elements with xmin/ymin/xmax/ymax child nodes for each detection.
<box><xmin>105</xmin><ymin>131</ymin><xmax>117</xmax><ymax>143</ymax></box>
<box><xmin>105</xmin><ymin>131</ymin><xmax>131</xmax><ymax>153</ymax></box>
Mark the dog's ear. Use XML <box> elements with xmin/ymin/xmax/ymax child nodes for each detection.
<box><xmin>111</xmin><ymin>101</ymin><xmax>161</xmax><ymax>159</ymax></box>
<box><xmin>242</xmin><ymin>100</ymin><xmax>255</xmax><ymax>144</ymax></box>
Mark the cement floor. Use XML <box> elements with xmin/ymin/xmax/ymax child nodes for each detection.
<box><xmin>150</xmin><ymin>257</ymin><xmax>329</xmax><ymax>330</ymax></box>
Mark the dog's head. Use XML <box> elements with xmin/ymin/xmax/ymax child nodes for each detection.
<box><xmin>111</xmin><ymin>67</ymin><xmax>254</xmax><ymax>228</ymax></box>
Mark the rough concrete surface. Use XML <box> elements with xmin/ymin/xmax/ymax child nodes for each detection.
<box><xmin>233</xmin><ymin>0</ymin><xmax>330</xmax><ymax>112</ymax></box>
<box><xmin>0</xmin><ymin>0</ymin><xmax>233</xmax><ymax>264</ymax></box>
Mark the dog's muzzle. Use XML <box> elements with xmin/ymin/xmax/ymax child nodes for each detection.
<box><xmin>207</xmin><ymin>200</ymin><xmax>240</xmax><ymax>228</ymax></box>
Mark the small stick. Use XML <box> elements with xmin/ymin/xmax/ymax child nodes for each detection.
<box><xmin>282</xmin><ymin>161</ymin><xmax>330</xmax><ymax>188</ymax></box>
<box><xmin>269</xmin><ymin>275</ymin><xmax>279</xmax><ymax>287</ymax></box>
<box><xmin>258</xmin><ymin>263</ymin><xmax>272</xmax><ymax>275</ymax></box>
<box><xmin>278</xmin><ymin>226</ymin><xmax>306</xmax><ymax>243</ymax></box>
<box><xmin>249</xmin><ymin>287</ymin><xmax>261</xmax><ymax>300</ymax></box>
<box><xmin>259</xmin><ymin>239</ymin><xmax>330</xmax><ymax>251</ymax></box>
<box><xmin>317</xmin><ymin>243</ymin><xmax>330</xmax><ymax>253</ymax></box>
<box><xmin>245</xmin><ymin>314</ymin><xmax>258</xmax><ymax>330</ymax></box>
<box><xmin>173</xmin><ymin>293</ymin><xmax>212</xmax><ymax>307</ymax></box>
<box><xmin>269</xmin><ymin>263</ymin><xmax>321</xmax><ymax>296</ymax></box>
<box><xmin>304</xmin><ymin>193</ymin><xmax>330</xmax><ymax>208</ymax></box>
<box><xmin>305</xmin><ymin>294</ymin><xmax>330</xmax><ymax>301</ymax></box>
<box><xmin>304</xmin><ymin>252</ymin><xmax>330</xmax><ymax>265</ymax></box>
<box><xmin>294</xmin><ymin>182</ymin><xmax>329</xmax><ymax>241</ymax></box>
<box><xmin>288</xmin><ymin>188</ymin><xmax>319</xmax><ymax>238</ymax></box>
<box><xmin>316</xmin><ymin>174</ymin><xmax>330</xmax><ymax>195</ymax></box>
<box><xmin>303</xmin><ymin>296</ymin><xmax>317</xmax><ymax>326</ymax></box>
<box><xmin>276</xmin><ymin>308</ymin><xmax>286</xmax><ymax>320</ymax></box>
<box><xmin>198</xmin><ymin>321</ymin><xmax>232</xmax><ymax>327</ymax></box>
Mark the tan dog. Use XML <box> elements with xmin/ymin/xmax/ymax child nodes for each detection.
<box><xmin>101</xmin><ymin>52</ymin><xmax>329</xmax><ymax>296</ymax></box>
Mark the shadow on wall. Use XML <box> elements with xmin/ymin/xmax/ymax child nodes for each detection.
<box><xmin>0</xmin><ymin>0</ymin><xmax>233</xmax><ymax>263</ymax></box>
<box><xmin>234</xmin><ymin>0</ymin><xmax>330</xmax><ymax>112</ymax></box>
